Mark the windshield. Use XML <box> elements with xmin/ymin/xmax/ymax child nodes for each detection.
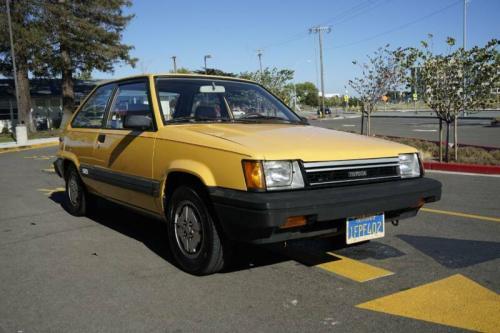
<box><xmin>155</xmin><ymin>78</ymin><xmax>302</xmax><ymax>124</ymax></box>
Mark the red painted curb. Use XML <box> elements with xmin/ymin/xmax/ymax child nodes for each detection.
<box><xmin>423</xmin><ymin>161</ymin><xmax>500</xmax><ymax>175</ymax></box>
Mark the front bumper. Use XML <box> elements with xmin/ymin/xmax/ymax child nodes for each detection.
<box><xmin>209</xmin><ymin>177</ymin><xmax>441</xmax><ymax>244</ymax></box>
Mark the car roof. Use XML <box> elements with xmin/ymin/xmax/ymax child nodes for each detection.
<box><xmin>93</xmin><ymin>73</ymin><xmax>257</xmax><ymax>88</ymax></box>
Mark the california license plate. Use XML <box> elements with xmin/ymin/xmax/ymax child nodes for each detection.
<box><xmin>346</xmin><ymin>213</ymin><xmax>385</xmax><ymax>244</ymax></box>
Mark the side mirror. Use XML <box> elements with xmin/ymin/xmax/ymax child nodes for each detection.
<box><xmin>124</xmin><ymin>115</ymin><xmax>152</xmax><ymax>130</ymax></box>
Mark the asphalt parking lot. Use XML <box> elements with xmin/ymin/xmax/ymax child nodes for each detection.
<box><xmin>310</xmin><ymin>114</ymin><xmax>500</xmax><ymax>148</ymax></box>
<box><xmin>1</xmin><ymin>146</ymin><xmax>499</xmax><ymax>332</ymax></box>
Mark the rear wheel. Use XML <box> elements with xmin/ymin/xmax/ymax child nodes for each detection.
<box><xmin>64</xmin><ymin>164</ymin><xmax>87</xmax><ymax>216</ymax></box>
<box><xmin>167</xmin><ymin>185</ymin><xmax>227</xmax><ymax>275</ymax></box>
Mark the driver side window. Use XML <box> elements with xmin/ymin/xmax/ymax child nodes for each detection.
<box><xmin>72</xmin><ymin>84</ymin><xmax>114</xmax><ymax>128</ymax></box>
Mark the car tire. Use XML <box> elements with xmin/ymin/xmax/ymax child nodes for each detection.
<box><xmin>63</xmin><ymin>164</ymin><xmax>87</xmax><ymax>216</ymax></box>
<box><xmin>167</xmin><ymin>185</ymin><xmax>226</xmax><ymax>275</ymax></box>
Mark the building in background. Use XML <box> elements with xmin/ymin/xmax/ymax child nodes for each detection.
<box><xmin>0</xmin><ymin>79</ymin><xmax>98</xmax><ymax>132</ymax></box>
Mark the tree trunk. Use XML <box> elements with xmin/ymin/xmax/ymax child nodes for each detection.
<box><xmin>60</xmin><ymin>46</ymin><xmax>74</xmax><ymax>128</ymax></box>
<box><xmin>439</xmin><ymin>118</ymin><xmax>443</xmax><ymax>162</ymax></box>
<box><xmin>453</xmin><ymin>116</ymin><xmax>458</xmax><ymax>162</ymax></box>
<box><xmin>16</xmin><ymin>65</ymin><xmax>35</xmax><ymax>133</ymax></box>
<box><xmin>445</xmin><ymin>121</ymin><xmax>450</xmax><ymax>163</ymax></box>
<box><xmin>367</xmin><ymin>110</ymin><xmax>371</xmax><ymax>136</ymax></box>
<box><xmin>360</xmin><ymin>111</ymin><xmax>365</xmax><ymax>135</ymax></box>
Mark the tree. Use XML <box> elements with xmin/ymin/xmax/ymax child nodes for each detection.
<box><xmin>348</xmin><ymin>45</ymin><xmax>403</xmax><ymax>135</ymax></box>
<box><xmin>193</xmin><ymin>68</ymin><xmax>236</xmax><ymax>77</ymax></box>
<box><xmin>41</xmin><ymin>0</ymin><xmax>137</xmax><ymax>125</ymax></box>
<box><xmin>295</xmin><ymin>82</ymin><xmax>319</xmax><ymax>106</ymax></box>
<box><xmin>0</xmin><ymin>0</ymin><xmax>46</xmax><ymax>132</ymax></box>
<box><xmin>239</xmin><ymin>67</ymin><xmax>294</xmax><ymax>105</ymax></box>
<box><xmin>171</xmin><ymin>67</ymin><xmax>192</xmax><ymax>74</ymax></box>
<box><xmin>396</xmin><ymin>37</ymin><xmax>499</xmax><ymax>162</ymax></box>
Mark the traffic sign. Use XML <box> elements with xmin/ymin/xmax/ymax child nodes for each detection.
<box><xmin>412</xmin><ymin>93</ymin><xmax>418</xmax><ymax>101</ymax></box>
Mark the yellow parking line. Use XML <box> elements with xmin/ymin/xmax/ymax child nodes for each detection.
<box><xmin>317</xmin><ymin>253</ymin><xmax>393</xmax><ymax>282</ymax></box>
<box><xmin>357</xmin><ymin>274</ymin><xmax>500</xmax><ymax>332</ymax></box>
<box><xmin>421</xmin><ymin>207</ymin><xmax>500</xmax><ymax>223</ymax></box>
<box><xmin>0</xmin><ymin>142</ymin><xmax>58</xmax><ymax>154</ymax></box>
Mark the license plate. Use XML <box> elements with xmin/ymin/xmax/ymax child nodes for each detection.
<box><xmin>346</xmin><ymin>213</ymin><xmax>385</xmax><ymax>244</ymax></box>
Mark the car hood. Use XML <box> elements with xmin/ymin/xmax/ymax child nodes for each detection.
<box><xmin>183</xmin><ymin>123</ymin><xmax>417</xmax><ymax>161</ymax></box>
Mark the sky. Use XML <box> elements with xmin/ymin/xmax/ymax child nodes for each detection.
<box><xmin>99</xmin><ymin>0</ymin><xmax>500</xmax><ymax>94</ymax></box>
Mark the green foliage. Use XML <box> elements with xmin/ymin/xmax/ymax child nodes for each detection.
<box><xmin>294</xmin><ymin>82</ymin><xmax>318</xmax><ymax>106</ymax></box>
<box><xmin>395</xmin><ymin>37</ymin><xmax>500</xmax><ymax>122</ymax></box>
<box><xmin>193</xmin><ymin>68</ymin><xmax>236</xmax><ymax>77</ymax></box>
<box><xmin>0</xmin><ymin>0</ymin><xmax>46</xmax><ymax>76</ymax></box>
<box><xmin>239</xmin><ymin>67</ymin><xmax>295</xmax><ymax>105</ymax></box>
<box><xmin>39</xmin><ymin>0</ymin><xmax>137</xmax><ymax>76</ymax></box>
<box><xmin>171</xmin><ymin>67</ymin><xmax>192</xmax><ymax>74</ymax></box>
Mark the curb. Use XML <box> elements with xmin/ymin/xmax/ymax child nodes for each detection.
<box><xmin>423</xmin><ymin>161</ymin><xmax>500</xmax><ymax>175</ymax></box>
<box><xmin>0</xmin><ymin>141</ymin><xmax>59</xmax><ymax>154</ymax></box>
<box><xmin>371</xmin><ymin>115</ymin><xmax>493</xmax><ymax>120</ymax></box>
<box><xmin>381</xmin><ymin>135</ymin><xmax>500</xmax><ymax>152</ymax></box>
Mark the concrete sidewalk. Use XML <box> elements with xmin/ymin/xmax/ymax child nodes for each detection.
<box><xmin>0</xmin><ymin>137</ymin><xmax>59</xmax><ymax>151</ymax></box>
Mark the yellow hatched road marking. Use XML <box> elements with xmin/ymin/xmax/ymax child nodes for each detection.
<box><xmin>357</xmin><ymin>274</ymin><xmax>500</xmax><ymax>332</ymax></box>
<box><xmin>421</xmin><ymin>207</ymin><xmax>500</xmax><ymax>223</ymax></box>
<box><xmin>317</xmin><ymin>253</ymin><xmax>393</xmax><ymax>282</ymax></box>
<box><xmin>37</xmin><ymin>187</ymin><xmax>65</xmax><ymax>196</ymax></box>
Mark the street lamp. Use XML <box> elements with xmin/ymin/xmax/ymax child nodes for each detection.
<box><xmin>5</xmin><ymin>0</ymin><xmax>20</xmax><ymax>123</ymax></box>
<box><xmin>204</xmin><ymin>54</ymin><xmax>212</xmax><ymax>74</ymax></box>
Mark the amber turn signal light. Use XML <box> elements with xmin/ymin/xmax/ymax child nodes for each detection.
<box><xmin>280</xmin><ymin>215</ymin><xmax>307</xmax><ymax>229</ymax></box>
<box><xmin>243</xmin><ymin>160</ymin><xmax>265</xmax><ymax>190</ymax></box>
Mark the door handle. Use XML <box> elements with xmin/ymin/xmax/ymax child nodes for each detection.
<box><xmin>97</xmin><ymin>134</ymin><xmax>106</xmax><ymax>143</ymax></box>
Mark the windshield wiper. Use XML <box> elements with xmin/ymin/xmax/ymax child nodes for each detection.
<box><xmin>168</xmin><ymin>116</ymin><xmax>232</xmax><ymax>123</ymax></box>
<box><xmin>237</xmin><ymin>114</ymin><xmax>298</xmax><ymax>123</ymax></box>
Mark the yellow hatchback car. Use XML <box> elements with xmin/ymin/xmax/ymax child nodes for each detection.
<box><xmin>54</xmin><ymin>74</ymin><xmax>441</xmax><ymax>275</ymax></box>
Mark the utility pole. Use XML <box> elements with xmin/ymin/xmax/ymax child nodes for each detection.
<box><xmin>309</xmin><ymin>26</ymin><xmax>331</xmax><ymax>117</ymax></box>
<box><xmin>171</xmin><ymin>56</ymin><xmax>177</xmax><ymax>73</ymax></box>
<box><xmin>257</xmin><ymin>49</ymin><xmax>263</xmax><ymax>77</ymax></box>
<box><xmin>5</xmin><ymin>0</ymin><xmax>20</xmax><ymax>123</ymax></box>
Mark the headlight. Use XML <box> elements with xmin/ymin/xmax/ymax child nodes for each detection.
<box><xmin>242</xmin><ymin>160</ymin><xmax>304</xmax><ymax>191</ymax></box>
<box><xmin>399</xmin><ymin>153</ymin><xmax>421</xmax><ymax>178</ymax></box>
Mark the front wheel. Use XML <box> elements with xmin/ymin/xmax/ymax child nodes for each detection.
<box><xmin>167</xmin><ymin>186</ymin><xmax>227</xmax><ymax>275</ymax></box>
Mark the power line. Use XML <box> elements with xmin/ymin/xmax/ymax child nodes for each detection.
<box><xmin>330</xmin><ymin>0</ymin><xmax>461</xmax><ymax>50</ymax></box>
<box><xmin>258</xmin><ymin>0</ymin><xmax>386</xmax><ymax>51</ymax></box>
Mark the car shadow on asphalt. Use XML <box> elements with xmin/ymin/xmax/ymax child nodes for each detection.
<box><xmin>398</xmin><ymin>234</ymin><xmax>500</xmax><ymax>268</ymax></box>
<box><xmin>48</xmin><ymin>191</ymin><xmax>408</xmax><ymax>273</ymax></box>
<box><xmin>49</xmin><ymin>191</ymin><xmax>292</xmax><ymax>273</ymax></box>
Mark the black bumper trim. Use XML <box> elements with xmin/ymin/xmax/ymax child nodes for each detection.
<box><xmin>209</xmin><ymin>177</ymin><xmax>441</xmax><ymax>243</ymax></box>
<box><xmin>53</xmin><ymin>158</ymin><xmax>64</xmax><ymax>178</ymax></box>
<box><xmin>79</xmin><ymin>163</ymin><xmax>160</xmax><ymax>196</ymax></box>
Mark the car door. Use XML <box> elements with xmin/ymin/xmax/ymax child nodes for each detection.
<box><xmin>89</xmin><ymin>79</ymin><xmax>159</xmax><ymax>213</ymax></box>
<box><xmin>65</xmin><ymin>83</ymin><xmax>115</xmax><ymax>193</ymax></box>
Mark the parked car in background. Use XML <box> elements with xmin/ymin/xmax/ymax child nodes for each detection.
<box><xmin>317</xmin><ymin>107</ymin><xmax>332</xmax><ymax>115</ymax></box>
<box><xmin>54</xmin><ymin>74</ymin><xmax>441</xmax><ymax>275</ymax></box>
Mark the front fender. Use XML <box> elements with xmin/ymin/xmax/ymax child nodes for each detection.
<box><xmin>166</xmin><ymin>159</ymin><xmax>216</xmax><ymax>186</ymax></box>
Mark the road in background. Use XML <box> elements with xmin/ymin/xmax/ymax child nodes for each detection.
<box><xmin>311</xmin><ymin>114</ymin><xmax>500</xmax><ymax>148</ymax></box>
<box><xmin>1</xmin><ymin>147</ymin><xmax>499</xmax><ymax>332</ymax></box>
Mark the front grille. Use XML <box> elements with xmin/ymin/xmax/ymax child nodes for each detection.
<box><xmin>303</xmin><ymin>157</ymin><xmax>401</xmax><ymax>186</ymax></box>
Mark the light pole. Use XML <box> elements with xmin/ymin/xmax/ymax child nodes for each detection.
<box><xmin>257</xmin><ymin>49</ymin><xmax>263</xmax><ymax>77</ymax></box>
<box><xmin>171</xmin><ymin>56</ymin><xmax>177</xmax><ymax>73</ymax></box>
<box><xmin>5</xmin><ymin>0</ymin><xmax>20</xmax><ymax>124</ymax></box>
<box><xmin>204</xmin><ymin>54</ymin><xmax>212</xmax><ymax>74</ymax></box>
